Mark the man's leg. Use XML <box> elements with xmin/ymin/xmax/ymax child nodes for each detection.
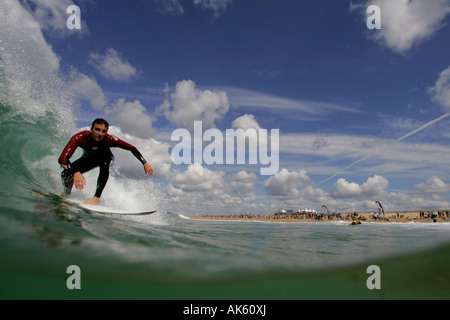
<box><xmin>94</xmin><ymin>159</ymin><xmax>111</xmax><ymax>198</ymax></box>
<box><xmin>83</xmin><ymin>155</ymin><xmax>113</xmax><ymax>205</ymax></box>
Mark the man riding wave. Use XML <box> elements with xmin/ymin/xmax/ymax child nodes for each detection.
<box><xmin>58</xmin><ymin>118</ymin><xmax>153</xmax><ymax>205</ymax></box>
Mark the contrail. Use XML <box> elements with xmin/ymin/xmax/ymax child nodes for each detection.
<box><xmin>315</xmin><ymin>155</ymin><xmax>370</xmax><ymax>186</ymax></box>
<box><xmin>315</xmin><ymin>112</ymin><xmax>450</xmax><ymax>186</ymax></box>
<box><xmin>397</xmin><ymin>113</ymin><xmax>450</xmax><ymax>141</ymax></box>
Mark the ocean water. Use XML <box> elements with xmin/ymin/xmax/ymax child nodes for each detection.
<box><xmin>1</xmin><ymin>4</ymin><xmax>450</xmax><ymax>301</ymax></box>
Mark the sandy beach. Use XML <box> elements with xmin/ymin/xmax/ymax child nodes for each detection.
<box><xmin>190</xmin><ymin>211</ymin><xmax>450</xmax><ymax>223</ymax></box>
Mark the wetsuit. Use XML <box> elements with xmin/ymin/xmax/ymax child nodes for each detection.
<box><xmin>58</xmin><ymin>131</ymin><xmax>147</xmax><ymax>198</ymax></box>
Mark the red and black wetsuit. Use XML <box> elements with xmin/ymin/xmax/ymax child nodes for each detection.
<box><xmin>58</xmin><ymin>131</ymin><xmax>147</xmax><ymax>198</ymax></box>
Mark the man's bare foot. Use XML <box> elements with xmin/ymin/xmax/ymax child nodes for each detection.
<box><xmin>84</xmin><ymin>197</ymin><xmax>100</xmax><ymax>205</ymax></box>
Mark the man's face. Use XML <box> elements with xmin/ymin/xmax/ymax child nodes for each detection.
<box><xmin>90</xmin><ymin>123</ymin><xmax>108</xmax><ymax>142</ymax></box>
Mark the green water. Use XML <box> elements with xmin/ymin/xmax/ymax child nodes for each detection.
<box><xmin>1</xmin><ymin>185</ymin><xmax>449</xmax><ymax>300</ymax></box>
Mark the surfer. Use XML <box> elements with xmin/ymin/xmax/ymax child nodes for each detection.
<box><xmin>58</xmin><ymin>118</ymin><xmax>153</xmax><ymax>205</ymax></box>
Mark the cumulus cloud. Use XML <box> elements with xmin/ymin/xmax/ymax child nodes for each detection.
<box><xmin>351</xmin><ymin>0</ymin><xmax>450</xmax><ymax>53</ymax></box>
<box><xmin>107</xmin><ymin>99</ymin><xmax>155</xmax><ymax>139</ymax></box>
<box><xmin>229</xmin><ymin>170</ymin><xmax>258</xmax><ymax>198</ymax></box>
<box><xmin>263</xmin><ymin>168</ymin><xmax>311</xmax><ymax>198</ymax></box>
<box><xmin>414</xmin><ymin>176</ymin><xmax>450</xmax><ymax>194</ymax></box>
<box><xmin>332</xmin><ymin>175</ymin><xmax>389</xmax><ymax>199</ymax></box>
<box><xmin>107</xmin><ymin>127</ymin><xmax>172</xmax><ymax>180</ymax></box>
<box><xmin>231</xmin><ymin>114</ymin><xmax>261</xmax><ymax>131</ymax></box>
<box><xmin>230</xmin><ymin>170</ymin><xmax>258</xmax><ymax>184</ymax></box>
<box><xmin>170</xmin><ymin>163</ymin><xmax>225</xmax><ymax>192</ymax></box>
<box><xmin>70</xmin><ymin>69</ymin><xmax>108</xmax><ymax>110</ymax></box>
<box><xmin>332</xmin><ymin>178</ymin><xmax>362</xmax><ymax>199</ymax></box>
<box><xmin>428</xmin><ymin>65</ymin><xmax>450</xmax><ymax>112</ymax></box>
<box><xmin>159</xmin><ymin>80</ymin><xmax>229</xmax><ymax>129</ymax></box>
<box><xmin>89</xmin><ymin>48</ymin><xmax>139</xmax><ymax>82</ymax></box>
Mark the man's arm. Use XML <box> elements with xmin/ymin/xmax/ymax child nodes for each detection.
<box><xmin>58</xmin><ymin>132</ymin><xmax>85</xmax><ymax>172</ymax></box>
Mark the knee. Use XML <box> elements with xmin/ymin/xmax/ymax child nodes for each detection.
<box><xmin>61</xmin><ymin>169</ymin><xmax>73</xmax><ymax>181</ymax></box>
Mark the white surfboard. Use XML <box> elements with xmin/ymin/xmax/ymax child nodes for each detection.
<box><xmin>66</xmin><ymin>198</ymin><xmax>157</xmax><ymax>216</ymax></box>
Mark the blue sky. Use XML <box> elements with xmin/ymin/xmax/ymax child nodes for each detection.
<box><xmin>4</xmin><ymin>0</ymin><xmax>450</xmax><ymax>214</ymax></box>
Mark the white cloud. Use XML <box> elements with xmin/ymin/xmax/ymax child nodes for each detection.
<box><xmin>170</xmin><ymin>163</ymin><xmax>225</xmax><ymax>192</ymax></box>
<box><xmin>108</xmin><ymin>98</ymin><xmax>155</xmax><ymax>139</ymax></box>
<box><xmin>384</xmin><ymin>191</ymin><xmax>450</xmax><ymax>212</ymax></box>
<box><xmin>298</xmin><ymin>186</ymin><xmax>331</xmax><ymax>206</ymax></box>
<box><xmin>332</xmin><ymin>178</ymin><xmax>362</xmax><ymax>198</ymax></box>
<box><xmin>332</xmin><ymin>175</ymin><xmax>389</xmax><ymax>199</ymax></box>
<box><xmin>414</xmin><ymin>176</ymin><xmax>450</xmax><ymax>194</ymax></box>
<box><xmin>429</xmin><ymin>65</ymin><xmax>450</xmax><ymax>112</ymax></box>
<box><xmin>70</xmin><ymin>70</ymin><xmax>155</xmax><ymax>139</ymax></box>
<box><xmin>89</xmin><ymin>48</ymin><xmax>139</xmax><ymax>82</ymax></box>
<box><xmin>362</xmin><ymin>175</ymin><xmax>390</xmax><ymax>197</ymax></box>
<box><xmin>106</xmin><ymin>127</ymin><xmax>172</xmax><ymax>180</ymax></box>
<box><xmin>230</xmin><ymin>170</ymin><xmax>258</xmax><ymax>184</ymax></box>
<box><xmin>70</xmin><ymin>69</ymin><xmax>108</xmax><ymax>110</ymax></box>
<box><xmin>231</xmin><ymin>114</ymin><xmax>261</xmax><ymax>131</ymax></box>
<box><xmin>159</xmin><ymin>80</ymin><xmax>229</xmax><ymax>129</ymax></box>
<box><xmin>229</xmin><ymin>170</ymin><xmax>258</xmax><ymax>198</ymax></box>
<box><xmin>351</xmin><ymin>0</ymin><xmax>450</xmax><ymax>53</ymax></box>
<box><xmin>264</xmin><ymin>168</ymin><xmax>311</xmax><ymax>198</ymax></box>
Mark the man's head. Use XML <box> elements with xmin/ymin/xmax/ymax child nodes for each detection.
<box><xmin>90</xmin><ymin>118</ymin><xmax>109</xmax><ymax>142</ymax></box>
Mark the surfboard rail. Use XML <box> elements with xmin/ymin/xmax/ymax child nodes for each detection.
<box><xmin>66</xmin><ymin>198</ymin><xmax>156</xmax><ymax>215</ymax></box>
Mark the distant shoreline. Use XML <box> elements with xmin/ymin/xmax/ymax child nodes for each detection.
<box><xmin>190</xmin><ymin>210</ymin><xmax>450</xmax><ymax>223</ymax></box>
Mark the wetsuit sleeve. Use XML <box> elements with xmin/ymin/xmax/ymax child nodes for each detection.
<box><xmin>109</xmin><ymin>135</ymin><xmax>147</xmax><ymax>165</ymax></box>
<box><xmin>58</xmin><ymin>132</ymin><xmax>83</xmax><ymax>173</ymax></box>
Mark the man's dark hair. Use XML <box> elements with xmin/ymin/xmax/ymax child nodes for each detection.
<box><xmin>91</xmin><ymin>118</ymin><xmax>109</xmax><ymax>129</ymax></box>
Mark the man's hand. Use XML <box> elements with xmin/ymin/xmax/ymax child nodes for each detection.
<box><xmin>73</xmin><ymin>172</ymin><xmax>86</xmax><ymax>190</ymax></box>
<box><xmin>144</xmin><ymin>163</ymin><xmax>153</xmax><ymax>176</ymax></box>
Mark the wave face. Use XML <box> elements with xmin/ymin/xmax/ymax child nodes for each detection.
<box><xmin>0</xmin><ymin>1</ymin><xmax>76</xmax><ymax>205</ymax></box>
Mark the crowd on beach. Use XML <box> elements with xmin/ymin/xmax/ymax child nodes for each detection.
<box><xmin>201</xmin><ymin>211</ymin><xmax>361</xmax><ymax>221</ymax></box>
<box><xmin>419</xmin><ymin>211</ymin><xmax>450</xmax><ymax>220</ymax></box>
<box><xmin>197</xmin><ymin>209</ymin><xmax>450</xmax><ymax>222</ymax></box>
